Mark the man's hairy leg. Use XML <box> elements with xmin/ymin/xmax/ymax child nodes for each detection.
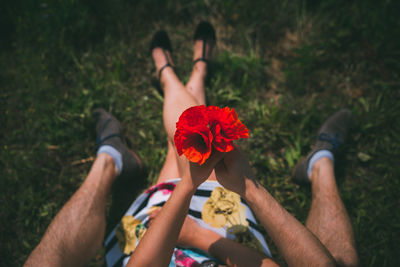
<box><xmin>24</xmin><ymin>153</ymin><xmax>117</xmax><ymax>267</ymax></box>
<box><xmin>216</xmin><ymin>148</ymin><xmax>336</xmax><ymax>267</ymax></box>
<box><xmin>306</xmin><ymin>158</ymin><xmax>359</xmax><ymax>267</ymax></box>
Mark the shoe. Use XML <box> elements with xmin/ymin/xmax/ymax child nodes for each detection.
<box><xmin>93</xmin><ymin>108</ymin><xmax>142</xmax><ymax>177</ymax></box>
<box><xmin>150</xmin><ymin>30</ymin><xmax>174</xmax><ymax>81</ymax></box>
<box><xmin>292</xmin><ymin>109</ymin><xmax>353</xmax><ymax>184</ymax></box>
<box><xmin>193</xmin><ymin>21</ymin><xmax>216</xmax><ymax>65</ymax></box>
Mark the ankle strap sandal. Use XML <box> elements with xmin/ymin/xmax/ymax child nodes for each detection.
<box><xmin>150</xmin><ymin>30</ymin><xmax>174</xmax><ymax>80</ymax></box>
<box><xmin>193</xmin><ymin>21</ymin><xmax>216</xmax><ymax>65</ymax></box>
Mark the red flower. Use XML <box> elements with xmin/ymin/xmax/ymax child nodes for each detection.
<box><xmin>174</xmin><ymin>106</ymin><xmax>213</xmax><ymax>165</ymax></box>
<box><xmin>174</xmin><ymin>105</ymin><xmax>249</xmax><ymax>165</ymax></box>
<box><xmin>207</xmin><ymin>106</ymin><xmax>249</xmax><ymax>152</ymax></box>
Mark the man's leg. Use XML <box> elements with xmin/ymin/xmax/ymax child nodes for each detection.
<box><xmin>25</xmin><ymin>108</ymin><xmax>141</xmax><ymax>266</ymax></box>
<box><xmin>293</xmin><ymin>109</ymin><xmax>359</xmax><ymax>266</ymax></box>
<box><xmin>24</xmin><ymin>153</ymin><xmax>117</xmax><ymax>267</ymax></box>
<box><xmin>306</xmin><ymin>157</ymin><xmax>359</xmax><ymax>266</ymax></box>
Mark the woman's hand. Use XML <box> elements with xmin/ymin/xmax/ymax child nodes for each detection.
<box><xmin>182</xmin><ymin>150</ymin><xmax>224</xmax><ymax>190</ymax></box>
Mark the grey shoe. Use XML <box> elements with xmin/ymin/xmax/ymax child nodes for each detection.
<box><xmin>292</xmin><ymin>109</ymin><xmax>352</xmax><ymax>184</ymax></box>
<box><xmin>93</xmin><ymin>108</ymin><xmax>142</xmax><ymax>177</ymax></box>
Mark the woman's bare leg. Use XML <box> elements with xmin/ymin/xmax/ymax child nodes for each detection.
<box><xmin>185</xmin><ymin>38</ymin><xmax>218</xmax><ymax>180</ymax></box>
<box><xmin>184</xmin><ymin>39</ymin><xmax>211</xmax><ymax>105</ymax></box>
<box><xmin>24</xmin><ymin>154</ymin><xmax>117</xmax><ymax>267</ymax></box>
<box><xmin>152</xmin><ymin>48</ymin><xmax>200</xmax><ymax>181</ymax></box>
<box><xmin>306</xmin><ymin>158</ymin><xmax>359</xmax><ymax>267</ymax></box>
<box><xmin>153</xmin><ymin>34</ymin><xmax>216</xmax><ymax>184</ymax></box>
<box><xmin>156</xmin><ymin>140</ymin><xmax>181</xmax><ymax>184</ymax></box>
<box><xmin>152</xmin><ymin>48</ymin><xmax>199</xmax><ymax>142</ymax></box>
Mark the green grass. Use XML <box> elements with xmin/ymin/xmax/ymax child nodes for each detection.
<box><xmin>1</xmin><ymin>0</ymin><xmax>400</xmax><ymax>266</ymax></box>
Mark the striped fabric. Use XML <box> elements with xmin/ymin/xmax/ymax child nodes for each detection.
<box><xmin>105</xmin><ymin>178</ymin><xmax>271</xmax><ymax>267</ymax></box>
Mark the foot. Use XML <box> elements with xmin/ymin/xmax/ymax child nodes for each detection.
<box><xmin>292</xmin><ymin>109</ymin><xmax>352</xmax><ymax>184</ymax></box>
<box><xmin>93</xmin><ymin>108</ymin><xmax>142</xmax><ymax>178</ymax></box>
<box><xmin>193</xmin><ymin>21</ymin><xmax>216</xmax><ymax>71</ymax></box>
<box><xmin>150</xmin><ymin>30</ymin><xmax>174</xmax><ymax>80</ymax></box>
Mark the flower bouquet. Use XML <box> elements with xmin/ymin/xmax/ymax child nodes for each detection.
<box><xmin>174</xmin><ymin>105</ymin><xmax>249</xmax><ymax>165</ymax></box>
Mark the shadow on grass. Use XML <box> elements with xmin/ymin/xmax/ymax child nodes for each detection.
<box><xmin>106</xmin><ymin>166</ymin><xmax>149</xmax><ymax>237</ymax></box>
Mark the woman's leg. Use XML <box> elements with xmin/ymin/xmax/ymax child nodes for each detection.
<box><xmin>184</xmin><ymin>39</ymin><xmax>210</xmax><ymax>105</ymax></box>
<box><xmin>153</xmin><ymin>48</ymin><xmax>199</xmax><ymax>143</ymax></box>
<box><xmin>185</xmin><ymin>21</ymin><xmax>216</xmax><ymax>105</ymax></box>
<box><xmin>153</xmin><ymin>31</ymin><xmax>215</xmax><ymax>184</ymax></box>
<box><xmin>152</xmin><ymin>48</ymin><xmax>199</xmax><ymax>182</ymax></box>
<box><xmin>184</xmin><ymin>38</ymin><xmax>218</xmax><ymax>180</ymax></box>
<box><xmin>156</xmin><ymin>139</ymin><xmax>181</xmax><ymax>184</ymax></box>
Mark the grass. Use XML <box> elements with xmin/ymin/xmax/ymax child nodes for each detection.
<box><xmin>1</xmin><ymin>0</ymin><xmax>400</xmax><ymax>266</ymax></box>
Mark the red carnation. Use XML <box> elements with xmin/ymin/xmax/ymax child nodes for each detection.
<box><xmin>207</xmin><ymin>106</ymin><xmax>249</xmax><ymax>152</ymax></box>
<box><xmin>174</xmin><ymin>106</ymin><xmax>213</xmax><ymax>165</ymax></box>
<box><xmin>174</xmin><ymin>105</ymin><xmax>249</xmax><ymax>165</ymax></box>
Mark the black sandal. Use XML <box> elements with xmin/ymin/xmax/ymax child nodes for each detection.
<box><xmin>150</xmin><ymin>30</ymin><xmax>174</xmax><ymax>81</ymax></box>
<box><xmin>193</xmin><ymin>21</ymin><xmax>216</xmax><ymax>65</ymax></box>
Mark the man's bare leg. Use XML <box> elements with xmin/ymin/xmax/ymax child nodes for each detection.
<box><xmin>306</xmin><ymin>157</ymin><xmax>359</xmax><ymax>266</ymax></box>
<box><xmin>24</xmin><ymin>153</ymin><xmax>117</xmax><ymax>267</ymax></box>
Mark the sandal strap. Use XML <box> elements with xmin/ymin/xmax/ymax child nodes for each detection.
<box><xmin>193</xmin><ymin>57</ymin><xmax>208</xmax><ymax>65</ymax></box>
<box><xmin>193</xmin><ymin>38</ymin><xmax>210</xmax><ymax>66</ymax></box>
<box><xmin>158</xmin><ymin>48</ymin><xmax>173</xmax><ymax>80</ymax></box>
<box><xmin>158</xmin><ymin>62</ymin><xmax>172</xmax><ymax>80</ymax></box>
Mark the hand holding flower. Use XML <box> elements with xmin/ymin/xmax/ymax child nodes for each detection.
<box><xmin>215</xmin><ymin>146</ymin><xmax>257</xmax><ymax>198</ymax></box>
<box><xmin>184</xmin><ymin>150</ymin><xmax>223</xmax><ymax>189</ymax></box>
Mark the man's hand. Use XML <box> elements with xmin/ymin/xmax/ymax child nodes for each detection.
<box><xmin>215</xmin><ymin>146</ymin><xmax>257</xmax><ymax>197</ymax></box>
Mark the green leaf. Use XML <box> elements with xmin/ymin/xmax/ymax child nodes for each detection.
<box><xmin>357</xmin><ymin>152</ymin><xmax>372</xmax><ymax>162</ymax></box>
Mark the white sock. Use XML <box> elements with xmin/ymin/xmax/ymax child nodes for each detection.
<box><xmin>307</xmin><ymin>150</ymin><xmax>334</xmax><ymax>179</ymax></box>
<box><xmin>97</xmin><ymin>145</ymin><xmax>122</xmax><ymax>175</ymax></box>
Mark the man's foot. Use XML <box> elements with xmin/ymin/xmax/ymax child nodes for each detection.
<box><xmin>292</xmin><ymin>109</ymin><xmax>352</xmax><ymax>184</ymax></box>
<box><xmin>150</xmin><ymin>30</ymin><xmax>174</xmax><ymax>81</ymax></box>
<box><xmin>93</xmin><ymin>108</ymin><xmax>142</xmax><ymax>178</ymax></box>
<box><xmin>193</xmin><ymin>21</ymin><xmax>216</xmax><ymax>72</ymax></box>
